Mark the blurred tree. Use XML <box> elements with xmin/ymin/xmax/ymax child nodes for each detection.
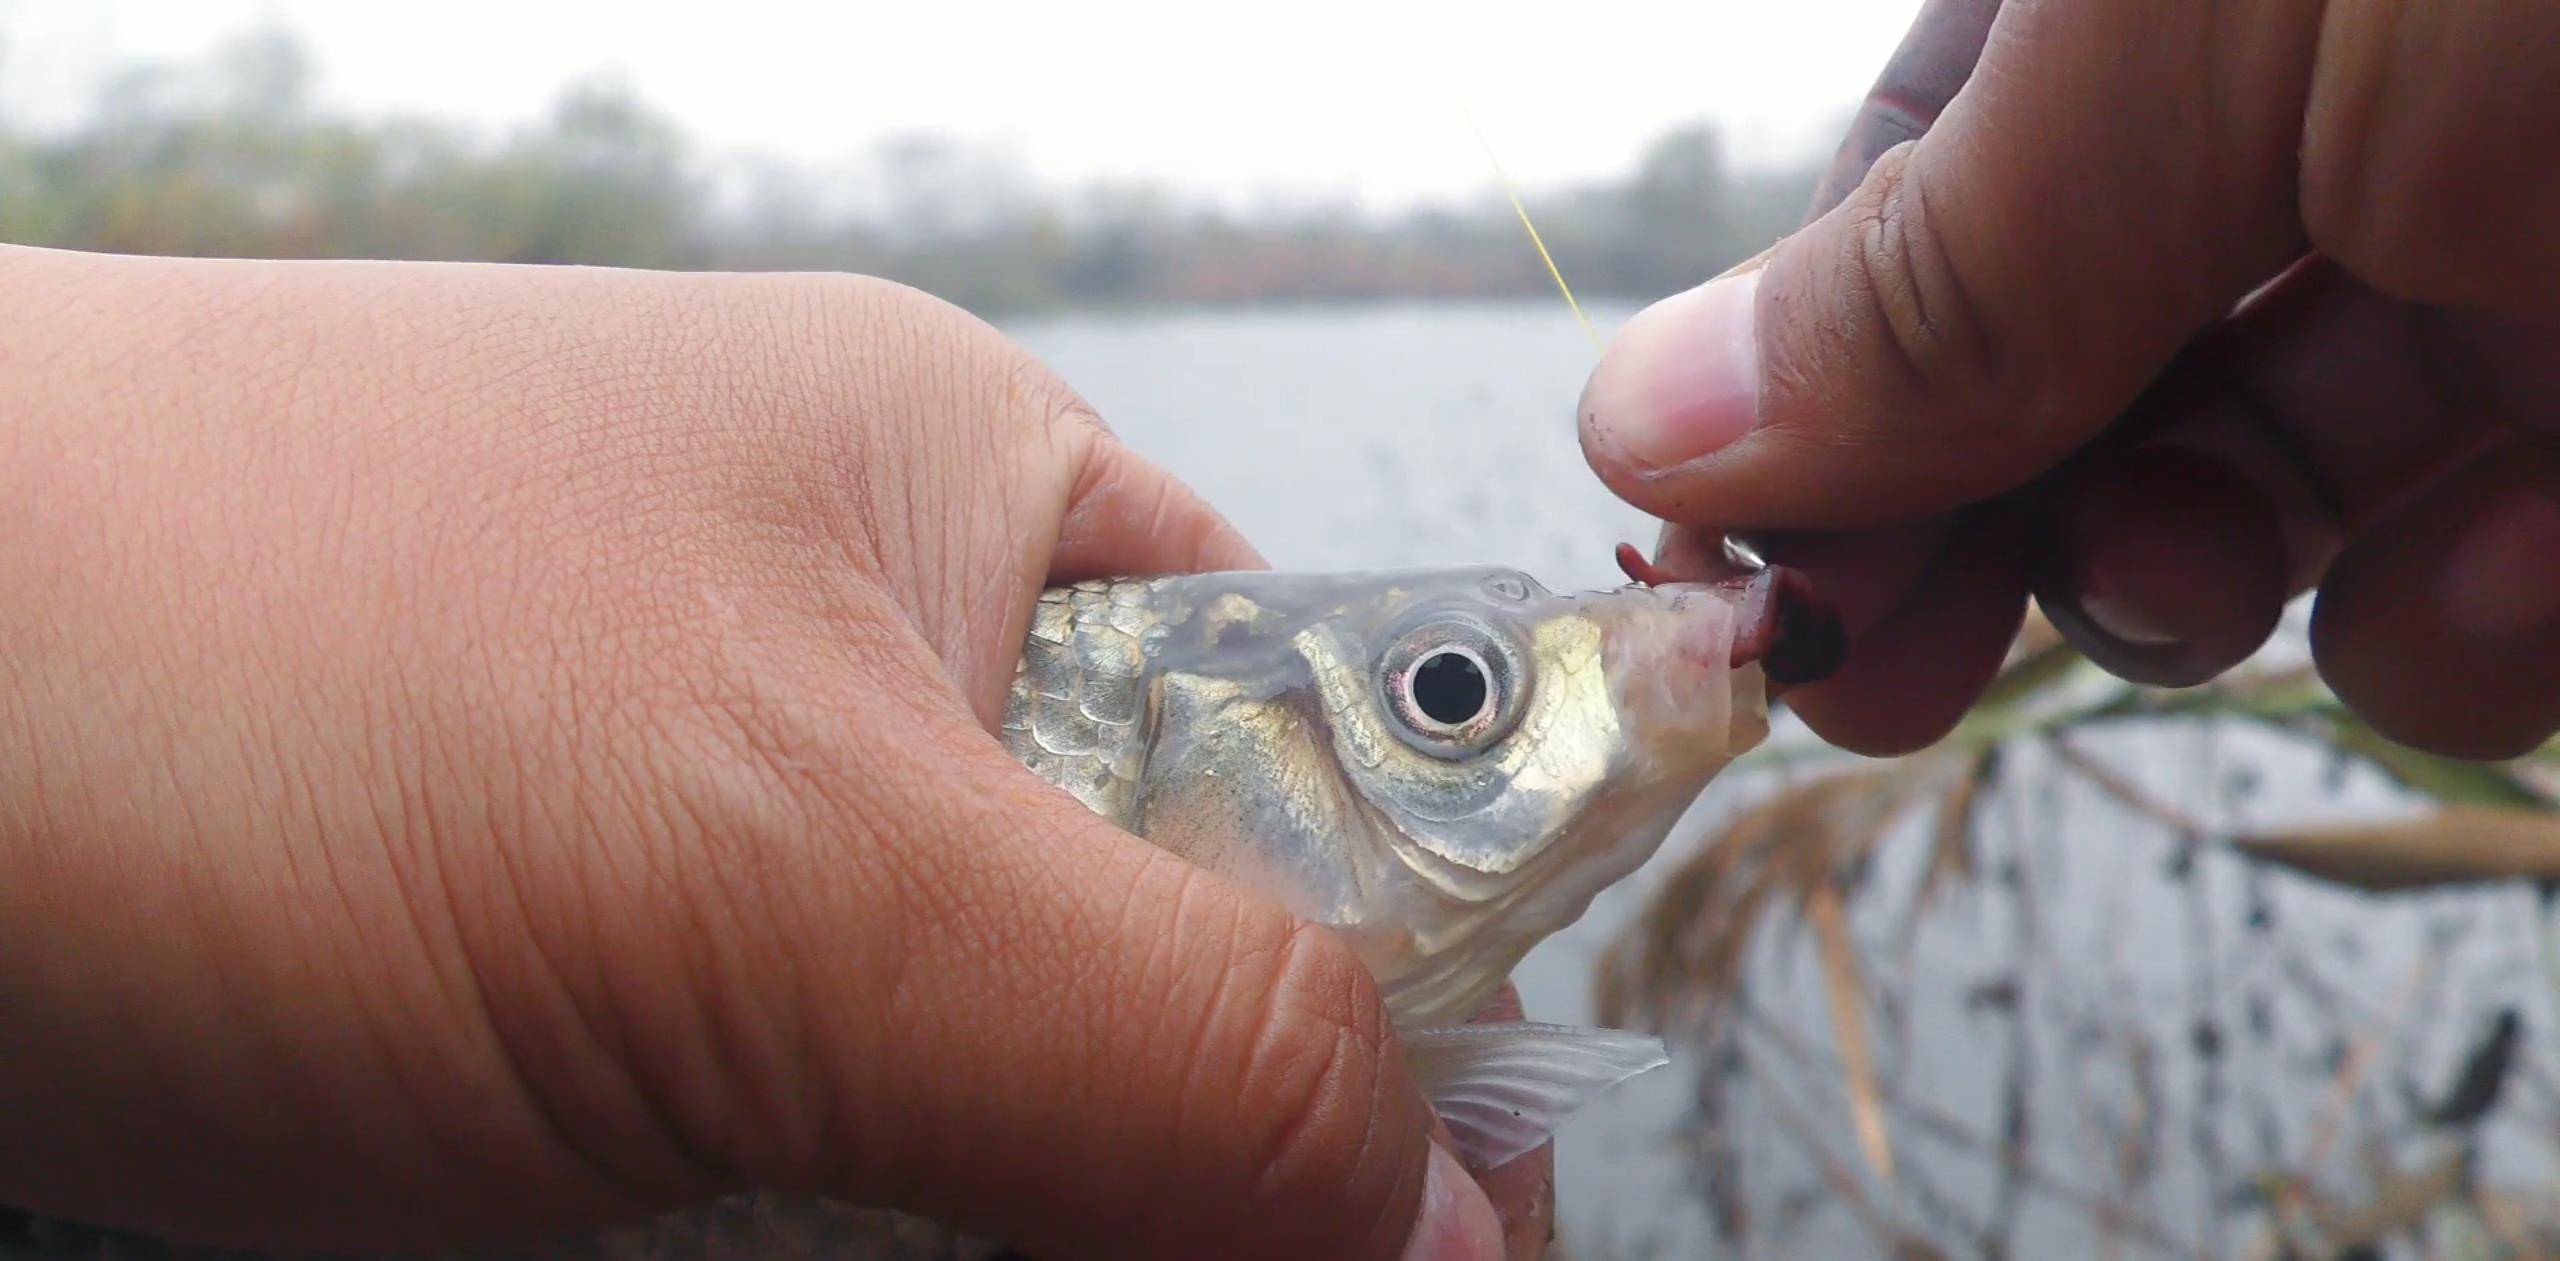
<box><xmin>1625</xmin><ymin>123</ymin><xmax>1734</xmax><ymax>268</ymax></box>
<box><xmin>212</xmin><ymin>28</ymin><xmax>313</xmax><ymax>120</ymax></box>
<box><xmin>434</xmin><ymin>77</ymin><xmax>706</xmax><ymax>268</ymax></box>
<box><xmin>0</xmin><ymin>27</ymin><xmax>1824</xmax><ymax>314</ymax></box>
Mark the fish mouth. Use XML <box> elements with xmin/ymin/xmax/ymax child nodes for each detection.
<box><xmin>1616</xmin><ymin>542</ymin><xmax>1845</xmax><ymax>687</ymax></box>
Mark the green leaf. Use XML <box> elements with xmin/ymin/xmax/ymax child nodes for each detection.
<box><xmin>2059</xmin><ymin>671</ymin><xmax>2552</xmax><ymax>812</ymax></box>
<box><xmin>1969</xmin><ymin>638</ymin><xmax>2090</xmax><ymax>716</ymax></box>
<box><xmin>2300</xmin><ymin>717</ymin><xmax>2553</xmax><ymax>811</ymax></box>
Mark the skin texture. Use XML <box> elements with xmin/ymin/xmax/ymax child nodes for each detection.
<box><xmin>1578</xmin><ymin>0</ymin><xmax>2560</xmax><ymax>759</ymax></box>
<box><xmin>0</xmin><ymin>244</ymin><xmax>1541</xmax><ymax>1261</ymax></box>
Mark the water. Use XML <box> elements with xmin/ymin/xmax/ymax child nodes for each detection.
<box><xmin>1009</xmin><ymin>302</ymin><xmax>2560</xmax><ymax>1260</ymax></box>
<box><xmin>1010</xmin><ymin>301</ymin><xmax>1654</xmax><ymax>590</ymax></box>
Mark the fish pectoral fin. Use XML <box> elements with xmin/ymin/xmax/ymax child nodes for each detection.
<box><xmin>1400</xmin><ymin>1021</ymin><xmax>1670</xmax><ymax>1170</ymax></box>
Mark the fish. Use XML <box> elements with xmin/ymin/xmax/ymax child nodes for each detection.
<box><xmin>0</xmin><ymin>563</ymin><xmax>1835</xmax><ymax>1261</ymax></box>
<box><xmin>1000</xmin><ymin>564</ymin><xmax>1796</xmax><ymax>1167</ymax></box>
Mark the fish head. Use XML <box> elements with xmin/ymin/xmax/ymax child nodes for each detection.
<box><xmin>1263</xmin><ymin>566</ymin><xmax>1777</xmax><ymax>1022</ymax></box>
<box><xmin>1304</xmin><ymin>569</ymin><xmax>1757</xmax><ymax>870</ymax></box>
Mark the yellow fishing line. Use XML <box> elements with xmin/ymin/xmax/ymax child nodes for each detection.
<box><xmin>1458</xmin><ymin>102</ymin><xmax>1602</xmax><ymax>354</ymax></box>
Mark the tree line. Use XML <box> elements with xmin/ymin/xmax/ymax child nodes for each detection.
<box><xmin>0</xmin><ymin>31</ymin><xmax>1829</xmax><ymax>316</ymax></box>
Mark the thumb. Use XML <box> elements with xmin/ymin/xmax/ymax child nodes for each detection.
<box><xmin>801</xmin><ymin>699</ymin><xmax>1496</xmax><ymax>1261</ymax></box>
<box><xmin>1578</xmin><ymin>0</ymin><xmax>2316</xmax><ymax>529</ymax></box>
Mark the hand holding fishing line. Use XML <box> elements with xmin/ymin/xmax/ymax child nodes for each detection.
<box><xmin>1580</xmin><ymin>0</ymin><xmax>2560</xmax><ymax>759</ymax></box>
<box><xmin>0</xmin><ymin>248</ymin><xmax>1543</xmax><ymax>1261</ymax></box>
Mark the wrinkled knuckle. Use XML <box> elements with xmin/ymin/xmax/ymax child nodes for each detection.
<box><xmin>781</xmin><ymin>270</ymin><xmax>954</xmax><ymax>337</ymax></box>
<box><xmin>1805</xmin><ymin>149</ymin><xmax>2054</xmax><ymax>485</ymax></box>
<box><xmin>751</xmin><ymin>270</ymin><xmax>994</xmax><ymax>413</ymax></box>
<box><xmin>796</xmin><ymin>270</ymin><xmax>1089</xmax><ymax>459</ymax></box>
<box><xmin>1225</xmin><ymin>921</ymin><xmax>1402</xmax><ymax>1223</ymax></box>
<box><xmin>802</xmin><ymin>272</ymin><xmax>1077</xmax><ymax>428</ymax></box>
<box><xmin>1840</xmin><ymin>147</ymin><xmax>2004</xmax><ymax>417</ymax></box>
<box><xmin>1017</xmin><ymin>351</ymin><xmax>1105</xmax><ymax>431</ymax></box>
<box><xmin>728</xmin><ymin>268</ymin><xmax>1087</xmax><ymax>538</ymax></box>
<box><xmin>1015</xmin><ymin>356</ymin><xmax>1112</xmax><ymax>468</ymax></box>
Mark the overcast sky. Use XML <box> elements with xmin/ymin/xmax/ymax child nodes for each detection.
<box><xmin>1</xmin><ymin>0</ymin><xmax>1920</xmax><ymax>209</ymax></box>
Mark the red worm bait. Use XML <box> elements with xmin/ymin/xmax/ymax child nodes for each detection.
<box><xmin>1617</xmin><ymin>541</ymin><xmax>1846</xmax><ymax>688</ymax></box>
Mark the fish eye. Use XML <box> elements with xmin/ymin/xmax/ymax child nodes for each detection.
<box><xmin>1408</xmin><ymin>647</ymin><xmax>1491</xmax><ymax>728</ymax></box>
<box><xmin>1379</xmin><ymin>621</ymin><xmax>1522</xmax><ymax>755</ymax></box>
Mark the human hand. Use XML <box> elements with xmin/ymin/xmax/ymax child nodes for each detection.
<box><xmin>1578</xmin><ymin>0</ymin><xmax>2560</xmax><ymax>759</ymax></box>
<box><xmin>0</xmin><ymin>246</ymin><xmax>1539</xmax><ymax>1261</ymax></box>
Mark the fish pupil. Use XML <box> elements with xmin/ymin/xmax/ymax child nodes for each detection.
<box><xmin>1412</xmin><ymin>651</ymin><xmax>1490</xmax><ymax>726</ymax></box>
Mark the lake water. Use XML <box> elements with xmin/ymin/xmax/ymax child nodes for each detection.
<box><xmin>1010</xmin><ymin>302</ymin><xmax>2560</xmax><ymax>1261</ymax></box>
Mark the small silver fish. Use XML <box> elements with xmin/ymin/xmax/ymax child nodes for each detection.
<box><xmin>5</xmin><ymin>565</ymin><xmax>1832</xmax><ymax>1261</ymax></box>
<box><xmin>1001</xmin><ymin>565</ymin><xmax>1782</xmax><ymax>1165</ymax></box>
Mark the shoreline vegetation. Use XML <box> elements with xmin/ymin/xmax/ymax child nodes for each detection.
<box><xmin>0</xmin><ymin>31</ymin><xmax>1829</xmax><ymax>318</ymax></box>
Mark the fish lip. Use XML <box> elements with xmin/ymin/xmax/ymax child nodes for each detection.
<box><xmin>1616</xmin><ymin>545</ymin><xmax>1846</xmax><ymax>687</ymax></box>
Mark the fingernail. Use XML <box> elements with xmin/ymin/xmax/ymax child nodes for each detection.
<box><xmin>1401</xmin><ymin>1144</ymin><xmax>1504</xmax><ymax>1261</ymax></box>
<box><xmin>2077</xmin><ymin>588</ymin><xmax>2184</xmax><ymax>647</ymax></box>
<box><xmin>1580</xmin><ymin>269</ymin><xmax>1761</xmax><ymax>471</ymax></box>
<box><xmin>2445</xmin><ymin>487</ymin><xmax>2560</xmax><ymax>641</ymax></box>
<box><xmin>2048</xmin><ymin>483</ymin><xmax>2182</xmax><ymax>648</ymax></box>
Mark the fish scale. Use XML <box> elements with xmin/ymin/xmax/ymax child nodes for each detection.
<box><xmin>1003</xmin><ymin>580</ymin><xmax>1161</xmax><ymax>824</ymax></box>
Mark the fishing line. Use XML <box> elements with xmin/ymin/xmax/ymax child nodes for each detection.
<box><xmin>1457</xmin><ymin>108</ymin><xmax>1776</xmax><ymax>583</ymax></box>
<box><xmin>1456</xmin><ymin>101</ymin><xmax>1602</xmax><ymax>355</ymax></box>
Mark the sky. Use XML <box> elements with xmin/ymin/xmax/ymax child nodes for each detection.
<box><xmin>0</xmin><ymin>0</ymin><xmax>1922</xmax><ymax>210</ymax></box>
